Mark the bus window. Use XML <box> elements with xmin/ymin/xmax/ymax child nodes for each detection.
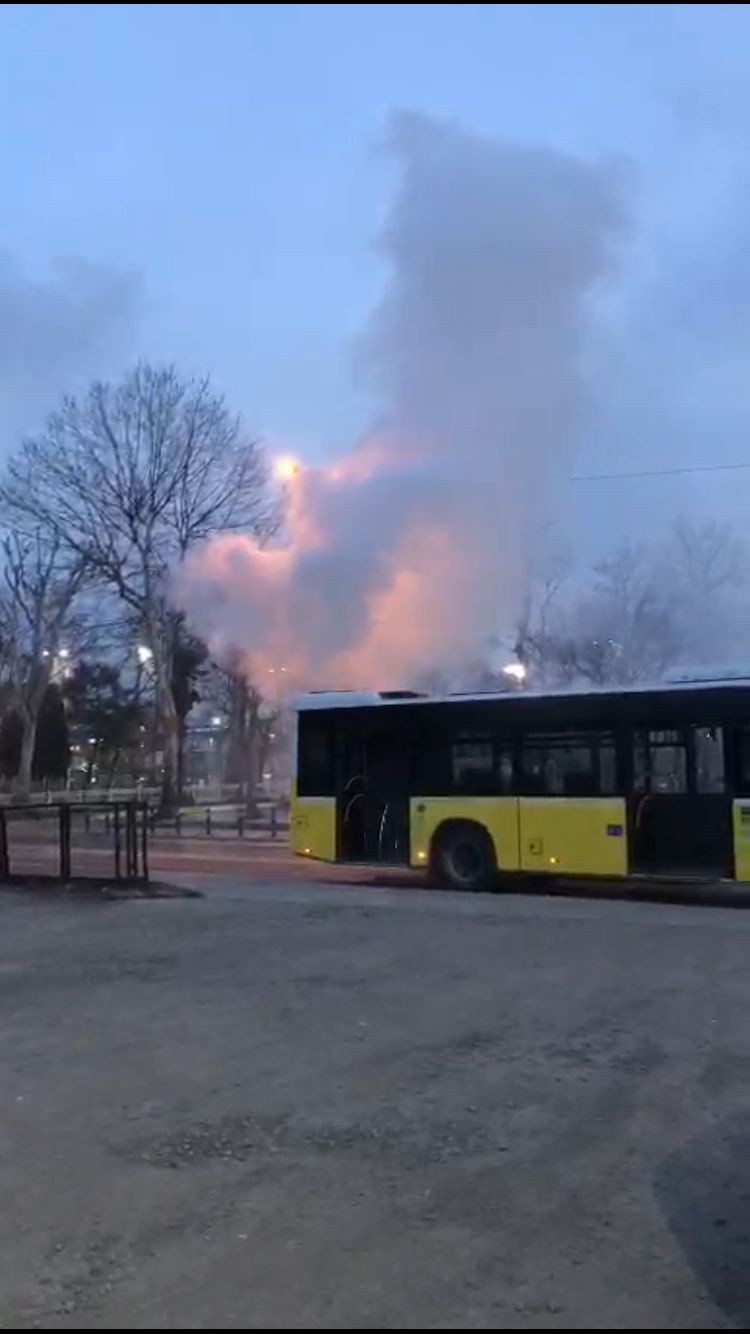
<box><xmin>451</xmin><ymin>740</ymin><xmax>513</xmax><ymax>794</ymax></box>
<box><xmin>297</xmin><ymin>721</ymin><xmax>335</xmax><ymax>796</ymax></box>
<box><xmin>521</xmin><ymin>733</ymin><xmax>615</xmax><ymax>796</ymax></box>
<box><xmin>452</xmin><ymin>741</ymin><xmax>491</xmax><ymax>791</ymax></box>
<box><xmin>634</xmin><ymin>730</ymin><xmax>687</xmax><ymax>794</ymax></box>
<box><xmin>740</xmin><ymin>730</ymin><xmax>750</xmax><ymax>792</ymax></box>
<box><xmin>600</xmin><ymin>743</ymin><xmax>617</xmax><ymax>794</ymax></box>
<box><xmin>693</xmin><ymin>727</ymin><xmax>725</xmax><ymax>793</ymax></box>
<box><xmin>650</xmin><ymin>746</ymin><xmax>687</xmax><ymax>793</ymax></box>
<box><xmin>498</xmin><ymin>747</ymin><xmax>514</xmax><ymax>793</ymax></box>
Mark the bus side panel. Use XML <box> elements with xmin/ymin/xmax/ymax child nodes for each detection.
<box><xmin>518</xmin><ymin>798</ymin><xmax>627</xmax><ymax>876</ymax></box>
<box><xmin>410</xmin><ymin>797</ymin><xmax>520</xmax><ymax>871</ymax></box>
<box><xmin>291</xmin><ymin>790</ymin><xmax>337</xmax><ymax>861</ymax></box>
<box><xmin>732</xmin><ymin>800</ymin><xmax>750</xmax><ymax>881</ymax></box>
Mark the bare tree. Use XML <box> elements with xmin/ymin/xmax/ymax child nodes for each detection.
<box><xmin>516</xmin><ymin>542</ymin><xmax>682</xmax><ymax>687</ymax></box>
<box><xmin>208</xmin><ymin>651</ymin><xmax>277</xmax><ymax>810</ymax></box>
<box><xmin>0</xmin><ymin>531</ymin><xmax>87</xmax><ymax>794</ymax></box>
<box><xmin>670</xmin><ymin>515</ymin><xmax>746</xmax><ymax>596</ymax></box>
<box><xmin>578</xmin><ymin>541</ymin><xmax>681</xmax><ymax>683</ymax></box>
<box><xmin>0</xmin><ymin>364</ymin><xmax>276</xmax><ymax>808</ymax></box>
<box><xmin>662</xmin><ymin>516</ymin><xmax>748</xmax><ymax>663</ymax></box>
<box><xmin>514</xmin><ymin>551</ymin><xmax>579</xmax><ymax>686</ymax></box>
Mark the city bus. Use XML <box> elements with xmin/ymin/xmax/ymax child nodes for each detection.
<box><xmin>290</xmin><ymin>680</ymin><xmax>750</xmax><ymax>889</ymax></box>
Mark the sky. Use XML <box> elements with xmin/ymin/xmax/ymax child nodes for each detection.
<box><xmin>3</xmin><ymin>3</ymin><xmax>750</xmax><ymax>549</ymax></box>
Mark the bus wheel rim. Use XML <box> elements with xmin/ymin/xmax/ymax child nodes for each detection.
<box><xmin>451</xmin><ymin>840</ymin><xmax>482</xmax><ymax>882</ymax></box>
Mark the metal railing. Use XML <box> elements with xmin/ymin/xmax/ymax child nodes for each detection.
<box><xmin>151</xmin><ymin>802</ymin><xmax>288</xmax><ymax>840</ymax></box>
<box><xmin>0</xmin><ymin>800</ymin><xmax>149</xmax><ymax>885</ymax></box>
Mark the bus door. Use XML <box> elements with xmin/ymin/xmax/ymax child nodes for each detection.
<box><xmin>630</xmin><ymin>726</ymin><xmax>732</xmax><ymax>876</ymax></box>
<box><xmin>339</xmin><ymin>729</ymin><xmax>366</xmax><ymax>861</ymax></box>
<box><xmin>364</xmin><ymin>729</ymin><xmax>410</xmax><ymax>864</ymax></box>
<box><xmin>338</xmin><ymin>723</ymin><xmax>410</xmax><ymax>864</ymax></box>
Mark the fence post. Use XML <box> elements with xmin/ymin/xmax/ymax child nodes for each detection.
<box><xmin>59</xmin><ymin>805</ymin><xmax>71</xmax><ymax>880</ymax></box>
<box><xmin>124</xmin><ymin>803</ymin><xmax>130</xmax><ymax>878</ymax></box>
<box><xmin>206</xmin><ymin>808</ymin><xmax>212</xmax><ymax>836</ymax></box>
<box><xmin>270</xmin><ymin>804</ymin><xmax>278</xmax><ymax>840</ymax></box>
<box><xmin>237</xmin><ymin>812</ymin><xmax>244</xmax><ymax>838</ymax></box>
<box><xmin>125</xmin><ymin>803</ymin><xmax>136</xmax><ymax>878</ymax></box>
<box><xmin>141</xmin><ymin>803</ymin><xmax>149</xmax><ymax>883</ymax></box>
<box><xmin>113</xmin><ymin>804</ymin><xmax>122</xmax><ymax>880</ymax></box>
<box><xmin>0</xmin><ymin>809</ymin><xmax>9</xmax><ymax>880</ymax></box>
<box><xmin>175</xmin><ymin>811</ymin><xmax>182</xmax><ymax>837</ymax></box>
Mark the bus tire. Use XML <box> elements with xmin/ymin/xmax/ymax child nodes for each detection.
<box><xmin>432</xmin><ymin>821</ymin><xmax>497</xmax><ymax>892</ymax></box>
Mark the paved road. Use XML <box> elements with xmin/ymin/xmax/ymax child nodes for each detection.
<box><xmin>2</xmin><ymin>871</ymin><xmax>750</xmax><ymax>1328</ymax></box>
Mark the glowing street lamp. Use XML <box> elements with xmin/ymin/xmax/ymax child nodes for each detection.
<box><xmin>274</xmin><ymin>456</ymin><xmax>300</xmax><ymax>483</ymax></box>
<box><xmin>502</xmin><ymin>661</ymin><xmax>527</xmax><ymax>686</ymax></box>
<box><xmin>137</xmin><ymin>644</ymin><xmax>153</xmax><ymax>666</ymax></box>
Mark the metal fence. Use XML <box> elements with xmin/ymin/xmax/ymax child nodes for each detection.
<box><xmin>0</xmin><ymin>800</ymin><xmax>149</xmax><ymax>885</ymax></box>
<box><xmin>153</xmin><ymin>802</ymin><xmax>288</xmax><ymax>840</ymax></box>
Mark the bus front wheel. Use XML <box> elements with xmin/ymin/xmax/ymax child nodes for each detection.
<box><xmin>432</xmin><ymin>822</ymin><xmax>497</xmax><ymax>892</ymax></box>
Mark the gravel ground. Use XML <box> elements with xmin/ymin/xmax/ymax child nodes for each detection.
<box><xmin>2</xmin><ymin>876</ymin><xmax>750</xmax><ymax>1329</ymax></box>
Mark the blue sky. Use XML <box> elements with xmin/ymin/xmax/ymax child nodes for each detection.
<box><xmin>2</xmin><ymin>2</ymin><xmax>750</xmax><ymax>498</ymax></box>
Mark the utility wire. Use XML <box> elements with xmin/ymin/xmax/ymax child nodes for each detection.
<box><xmin>571</xmin><ymin>462</ymin><xmax>750</xmax><ymax>482</ymax></box>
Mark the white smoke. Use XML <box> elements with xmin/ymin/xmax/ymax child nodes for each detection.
<box><xmin>179</xmin><ymin>111</ymin><xmax>627</xmax><ymax>687</ymax></box>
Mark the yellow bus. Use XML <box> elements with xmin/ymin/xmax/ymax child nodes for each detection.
<box><xmin>290</xmin><ymin>681</ymin><xmax>750</xmax><ymax>890</ymax></box>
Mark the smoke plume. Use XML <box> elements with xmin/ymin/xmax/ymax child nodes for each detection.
<box><xmin>180</xmin><ymin>112</ymin><xmax>627</xmax><ymax>688</ymax></box>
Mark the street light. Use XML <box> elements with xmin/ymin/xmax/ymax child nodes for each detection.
<box><xmin>274</xmin><ymin>456</ymin><xmax>300</xmax><ymax>482</ymax></box>
<box><xmin>502</xmin><ymin>661</ymin><xmax>527</xmax><ymax>685</ymax></box>
<box><xmin>137</xmin><ymin>645</ymin><xmax>153</xmax><ymax>665</ymax></box>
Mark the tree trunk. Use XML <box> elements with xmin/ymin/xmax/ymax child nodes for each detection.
<box><xmin>107</xmin><ymin>748</ymin><xmax>122</xmax><ymax>791</ymax></box>
<box><xmin>12</xmin><ymin>662</ymin><xmax>52</xmax><ymax>799</ymax></box>
<box><xmin>244</xmin><ymin>702</ymin><xmax>261</xmax><ymax>814</ymax></box>
<box><xmin>257</xmin><ymin>726</ymin><xmax>272</xmax><ymax>796</ymax></box>
<box><xmin>160</xmin><ymin>692</ymin><xmax>179</xmax><ymax>813</ymax></box>
<box><xmin>15</xmin><ymin>713</ymin><xmax>38</xmax><ymax>798</ymax></box>
<box><xmin>154</xmin><ymin>651</ymin><xmax>180</xmax><ymax>813</ymax></box>
<box><xmin>147</xmin><ymin>624</ymin><xmax>180</xmax><ymax>814</ymax></box>
<box><xmin>176</xmin><ymin>720</ymin><xmax>185</xmax><ymax>806</ymax></box>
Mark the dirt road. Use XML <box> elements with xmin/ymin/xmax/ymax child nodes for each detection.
<box><xmin>2</xmin><ymin>872</ymin><xmax>750</xmax><ymax>1328</ymax></box>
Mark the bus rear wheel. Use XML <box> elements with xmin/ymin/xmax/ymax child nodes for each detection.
<box><xmin>432</xmin><ymin>822</ymin><xmax>497</xmax><ymax>892</ymax></box>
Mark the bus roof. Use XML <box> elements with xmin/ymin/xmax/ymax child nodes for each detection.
<box><xmin>294</xmin><ymin>678</ymin><xmax>750</xmax><ymax>712</ymax></box>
